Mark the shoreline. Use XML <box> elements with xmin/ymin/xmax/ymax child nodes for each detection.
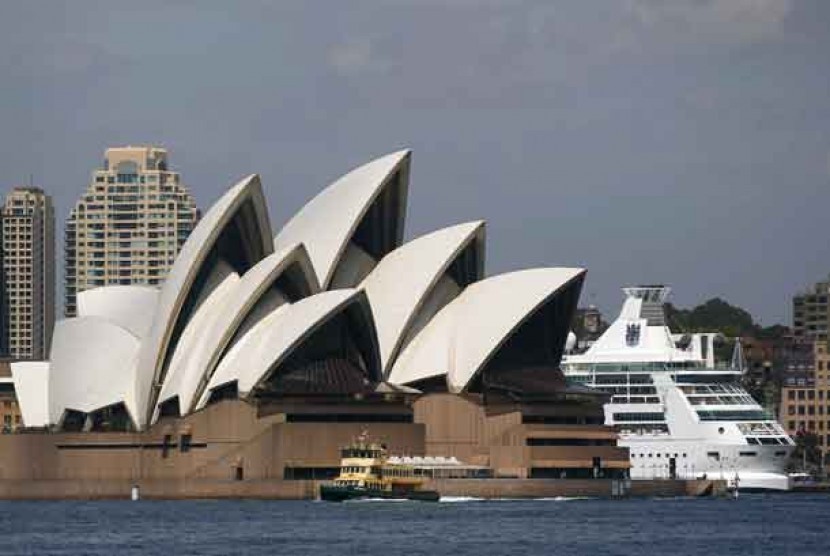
<box><xmin>0</xmin><ymin>478</ymin><xmax>727</xmax><ymax>501</ymax></box>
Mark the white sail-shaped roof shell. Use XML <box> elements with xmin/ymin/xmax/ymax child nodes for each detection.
<box><xmin>48</xmin><ymin>317</ymin><xmax>141</xmax><ymax>426</ymax></box>
<box><xmin>197</xmin><ymin>304</ymin><xmax>287</xmax><ymax>407</ymax></box>
<box><xmin>76</xmin><ymin>285</ymin><xmax>159</xmax><ymax>339</ymax></box>
<box><xmin>157</xmin><ymin>244</ymin><xmax>319</xmax><ymax>419</ymax></box>
<box><xmin>10</xmin><ymin>361</ymin><xmax>50</xmax><ymax>428</ymax></box>
<box><xmin>135</xmin><ymin>174</ymin><xmax>272</xmax><ymax>427</ymax></box>
<box><xmin>198</xmin><ymin>289</ymin><xmax>377</xmax><ymax>406</ymax></box>
<box><xmin>389</xmin><ymin>268</ymin><xmax>586</xmax><ymax>392</ymax></box>
<box><xmin>360</xmin><ymin>221</ymin><xmax>485</xmax><ymax>377</ymax></box>
<box><xmin>273</xmin><ymin>150</ymin><xmax>410</xmax><ymax>289</ymax></box>
<box><xmin>155</xmin><ymin>268</ymin><xmax>241</xmax><ymax>418</ymax></box>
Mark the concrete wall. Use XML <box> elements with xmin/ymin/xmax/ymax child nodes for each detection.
<box><xmin>426</xmin><ymin>479</ymin><xmax>721</xmax><ymax>498</ymax></box>
<box><xmin>0</xmin><ymin>478</ymin><xmax>723</xmax><ymax>500</ymax></box>
<box><xmin>0</xmin><ymin>395</ymin><xmax>646</xmax><ymax>499</ymax></box>
<box><xmin>0</xmin><ymin>400</ymin><xmax>425</xmax><ymax>484</ymax></box>
<box><xmin>413</xmin><ymin>393</ymin><xmax>630</xmax><ymax>478</ymax></box>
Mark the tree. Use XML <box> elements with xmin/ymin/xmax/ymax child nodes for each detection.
<box><xmin>666</xmin><ymin>298</ymin><xmax>757</xmax><ymax>337</ymax></box>
<box><xmin>665</xmin><ymin>298</ymin><xmax>790</xmax><ymax>341</ymax></box>
<box><xmin>787</xmin><ymin>431</ymin><xmax>823</xmax><ymax>474</ymax></box>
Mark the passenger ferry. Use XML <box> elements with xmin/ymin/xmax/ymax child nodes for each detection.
<box><xmin>320</xmin><ymin>434</ymin><xmax>440</xmax><ymax>502</ymax></box>
<box><xmin>562</xmin><ymin>286</ymin><xmax>794</xmax><ymax>491</ymax></box>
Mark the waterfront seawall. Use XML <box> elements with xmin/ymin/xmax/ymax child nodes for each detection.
<box><xmin>427</xmin><ymin>478</ymin><xmax>724</xmax><ymax>499</ymax></box>
<box><xmin>0</xmin><ymin>478</ymin><xmax>724</xmax><ymax>500</ymax></box>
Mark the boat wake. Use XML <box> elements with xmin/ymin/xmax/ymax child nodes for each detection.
<box><xmin>535</xmin><ymin>496</ymin><xmax>593</xmax><ymax>502</ymax></box>
<box><xmin>343</xmin><ymin>498</ymin><xmax>412</xmax><ymax>503</ymax></box>
<box><xmin>439</xmin><ymin>496</ymin><xmax>593</xmax><ymax>503</ymax></box>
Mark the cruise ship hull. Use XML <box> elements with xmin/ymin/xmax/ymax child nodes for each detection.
<box><xmin>620</xmin><ymin>438</ymin><xmax>792</xmax><ymax>491</ymax></box>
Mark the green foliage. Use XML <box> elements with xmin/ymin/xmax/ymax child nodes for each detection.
<box><xmin>666</xmin><ymin>298</ymin><xmax>754</xmax><ymax>336</ymax></box>
<box><xmin>787</xmin><ymin>432</ymin><xmax>824</xmax><ymax>473</ymax></box>
<box><xmin>665</xmin><ymin>298</ymin><xmax>788</xmax><ymax>341</ymax></box>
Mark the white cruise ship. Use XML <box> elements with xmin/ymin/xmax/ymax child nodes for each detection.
<box><xmin>562</xmin><ymin>286</ymin><xmax>794</xmax><ymax>491</ymax></box>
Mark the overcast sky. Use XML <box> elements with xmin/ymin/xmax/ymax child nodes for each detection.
<box><xmin>2</xmin><ymin>1</ymin><xmax>829</xmax><ymax>324</ymax></box>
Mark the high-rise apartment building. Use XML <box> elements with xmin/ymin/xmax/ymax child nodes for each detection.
<box><xmin>0</xmin><ymin>186</ymin><xmax>55</xmax><ymax>359</ymax></box>
<box><xmin>0</xmin><ymin>360</ymin><xmax>22</xmax><ymax>432</ymax></box>
<box><xmin>793</xmin><ymin>277</ymin><xmax>830</xmax><ymax>342</ymax></box>
<box><xmin>779</xmin><ymin>341</ymin><xmax>830</xmax><ymax>473</ymax></box>
<box><xmin>65</xmin><ymin>146</ymin><xmax>199</xmax><ymax>317</ymax></box>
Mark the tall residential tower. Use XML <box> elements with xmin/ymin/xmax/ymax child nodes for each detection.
<box><xmin>1</xmin><ymin>186</ymin><xmax>55</xmax><ymax>359</ymax></box>
<box><xmin>793</xmin><ymin>277</ymin><xmax>830</xmax><ymax>342</ymax></box>
<box><xmin>64</xmin><ymin>146</ymin><xmax>199</xmax><ymax>316</ymax></box>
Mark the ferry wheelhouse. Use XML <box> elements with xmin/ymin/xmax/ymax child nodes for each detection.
<box><xmin>562</xmin><ymin>286</ymin><xmax>794</xmax><ymax>491</ymax></box>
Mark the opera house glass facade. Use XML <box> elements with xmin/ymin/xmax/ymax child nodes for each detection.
<box><xmin>5</xmin><ymin>151</ymin><xmax>628</xmax><ymax>486</ymax></box>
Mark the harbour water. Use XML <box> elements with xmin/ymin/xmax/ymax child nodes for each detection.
<box><xmin>0</xmin><ymin>494</ymin><xmax>826</xmax><ymax>555</ymax></box>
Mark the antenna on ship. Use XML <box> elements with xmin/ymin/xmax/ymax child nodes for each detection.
<box><xmin>731</xmin><ymin>338</ymin><xmax>746</xmax><ymax>374</ymax></box>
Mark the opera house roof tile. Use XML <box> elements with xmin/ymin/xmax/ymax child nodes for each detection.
<box><xmin>136</xmin><ymin>173</ymin><xmax>272</xmax><ymax>426</ymax></box>
<box><xmin>360</xmin><ymin>221</ymin><xmax>485</xmax><ymax>378</ymax></box>
<box><xmin>273</xmin><ymin>150</ymin><xmax>410</xmax><ymax>289</ymax></box>
<box><xmin>389</xmin><ymin>268</ymin><xmax>586</xmax><ymax>393</ymax></box>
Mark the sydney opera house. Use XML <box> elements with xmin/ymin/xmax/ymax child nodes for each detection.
<box><xmin>0</xmin><ymin>151</ymin><xmax>629</xmax><ymax>496</ymax></box>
